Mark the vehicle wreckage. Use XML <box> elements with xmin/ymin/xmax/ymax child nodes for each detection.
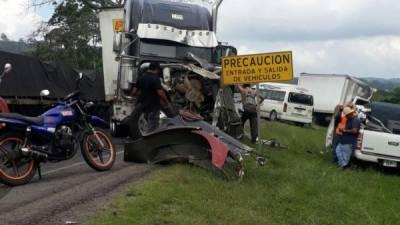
<box><xmin>99</xmin><ymin>0</ymin><xmax>266</xmax><ymax>178</ymax></box>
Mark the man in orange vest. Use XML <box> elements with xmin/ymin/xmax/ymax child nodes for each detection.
<box><xmin>335</xmin><ymin>107</ymin><xmax>361</xmax><ymax>169</ymax></box>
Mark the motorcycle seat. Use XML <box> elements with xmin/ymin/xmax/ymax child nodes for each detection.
<box><xmin>0</xmin><ymin>113</ymin><xmax>44</xmax><ymax>126</ymax></box>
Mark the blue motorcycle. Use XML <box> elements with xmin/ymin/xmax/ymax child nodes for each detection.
<box><xmin>0</xmin><ymin>80</ymin><xmax>116</xmax><ymax>186</ymax></box>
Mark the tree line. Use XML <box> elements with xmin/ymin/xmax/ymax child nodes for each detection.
<box><xmin>372</xmin><ymin>88</ymin><xmax>400</xmax><ymax>104</ymax></box>
<box><xmin>26</xmin><ymin>0</ymin><xmax>123</xmax><ymax>70</ymax></box>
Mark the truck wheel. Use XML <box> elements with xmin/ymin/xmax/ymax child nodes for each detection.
<box><xmin>129</xmin><ymin>104</ymin><xmax>148</xmax><ymax>140</ymax></box>
<box><xmin>109</xmin><ymin>120</ymin><xmax>121</xmax><ymax>137</ymax></box>
<box><xmin>270</xmin><ymin>111</ymin><xmax>278</xmax><ymax>121</ymax></box>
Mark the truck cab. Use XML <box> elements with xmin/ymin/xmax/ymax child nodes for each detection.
<box><xmin>99</xmin><ymin>0</ymin><xmax>240</xmax><ymax>136</ymax></box>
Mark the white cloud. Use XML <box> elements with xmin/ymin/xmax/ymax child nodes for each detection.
<box><xmin>217</xmin><ymin>0</ymin><xmax>400</xmax><ymax>42</ymax></box>
<box><xmin>0</xmin><ymin>0</ymin><xmax>44</xmax><ymax>40</ymax></box>
<box><xmin>228</xmin><ymin>36</ymin><xmax>400</xmax><ymax>78</ymax></box>
<box><xmin>216</xmin><ymin>0</ymin><xmax>400</xmax><ymax>78</ymax></box>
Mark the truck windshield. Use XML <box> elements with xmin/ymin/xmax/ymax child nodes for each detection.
<box><xmin>164</xmin><ymin>0</ymin><xmax>214</xmax><ymax>11</ymax></box>
<box><xmin>260</xmin><ymin>90</ymin><xmax>286</xmax><ymax>102</ymax></box>
<box><xmin>288</xmin><ymin>92</ymin><xmax>313</xmax><ymax>106</ymax></box>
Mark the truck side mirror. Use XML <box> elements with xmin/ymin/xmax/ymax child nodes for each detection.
<box><xmin>214</xmin><ymin>45</ymin><xmax>238</xmax><ymax>64</ymax></box>
<box><xmin>224</xmin><ymin>46</ymin><xmax>237</xmax><ymax>57</ymax></box>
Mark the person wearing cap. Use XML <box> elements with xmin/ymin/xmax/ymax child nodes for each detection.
<box><xmin>335</xmin><ymin>106</ymin><xmax>361</xmax><ymax>169</ymax></box>
<box><xmin>131</xmin><ymin>62</ymin><xmax>174</xmax><ymax>133</ymax></box>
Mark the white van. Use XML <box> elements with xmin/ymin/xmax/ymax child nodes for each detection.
<box><xmin>259</xmin><ymin>83</ymin><xmax>314</xmax><ymax>126</ymax></box>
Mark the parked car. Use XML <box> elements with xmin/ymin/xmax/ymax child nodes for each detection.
<box><xmin>258</xmin><ymin>83</ymin><xmax>314</xmax><ymax>126</ymax></box>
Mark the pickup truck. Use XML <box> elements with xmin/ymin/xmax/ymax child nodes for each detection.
<box><xmin>355</xmin><ymin>117</ymin><xmax>400</xmax><ymax>168</ymax></box>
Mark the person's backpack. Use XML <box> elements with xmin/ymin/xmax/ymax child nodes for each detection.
<box><xmin>243</xmin><ymin>90</ymin><xmax>257</xmax><ymax>113</ymax></box>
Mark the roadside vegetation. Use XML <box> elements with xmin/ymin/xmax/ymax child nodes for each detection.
<box><xmin>88</xmin><ymin>121</ymin><xmax>400</xmax><ymax>225</ymax></box>
<box><xmin>372</xmin><ymin>87</ymin><xmax>400</xmax><ymax>104</ymax></box>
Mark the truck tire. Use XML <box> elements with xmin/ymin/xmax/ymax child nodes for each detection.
<box><xmin>110</xmin><ymin>120</ymin><xmax>121</xmax><ymax>137</ymax></box>
<box><xmin>108</xmin><ymin>106</ymin><xmax>123</xmax><ymax>137</ymax></box>
<box><xmin>129</xmin><ymin>104</ymin><xmax>147</xmax><ymax>140</ymax></box>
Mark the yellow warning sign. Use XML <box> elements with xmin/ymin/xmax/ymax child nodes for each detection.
<box><xmin>222</xmin><ymin>51</ymin><xmax>293</xmax><ymax>85</ymax></box>
<box><xmin>112</xmin><ymin>19</ymin><xmax>124</xmax><ymax>32</ymax></box>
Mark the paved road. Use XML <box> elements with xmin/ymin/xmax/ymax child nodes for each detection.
<box><xmin>0</xmin><ymin>138</ymin><xmax>156</xmax><ymax>225</ymax></box>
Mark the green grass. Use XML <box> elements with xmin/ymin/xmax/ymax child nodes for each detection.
<box><xmin>86</xmin><ymin>121</ymin><xmax>400</xmax><ymax>225</ymax></box>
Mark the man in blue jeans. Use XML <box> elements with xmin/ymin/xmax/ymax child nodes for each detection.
<box><xmin>335</xmin><ymin>107</ymin><xmax>361</xmax><ymax>169</ymax></box>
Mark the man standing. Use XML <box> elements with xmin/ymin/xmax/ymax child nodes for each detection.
<box><xmin>131</xmin><ymin>62</ymin><xmax>174</xmax><ymax>135</ymax></box>
<box><xmin>238</xmin><ymin>84</ymin><xmax>258</xmax><ymax>143</ymax></box>
<box><xmin>335</xmin><ymin>107</ymin><xmax>361</xmax><ymax>169</ymax></box>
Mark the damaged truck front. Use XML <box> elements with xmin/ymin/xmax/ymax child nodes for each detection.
<box><xmin>99</xmin><ymin>0</ymin><xmax>241</xmax><ymax>137</ymax></box>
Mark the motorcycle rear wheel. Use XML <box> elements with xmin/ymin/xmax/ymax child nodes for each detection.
<box><xmin>81</xmin><ymin>128</ymin><xmax>116</xmax><ymax>171</ymax></box>
<box><xmin>0</xmin><ymin>133</ymin><xmax>36</xmax><ymax>186</ymax></box>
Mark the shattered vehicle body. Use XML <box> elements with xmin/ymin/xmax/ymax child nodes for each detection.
<box><xmin>99</xmin><ymin>0</ymin><xmax>256</xmax><ymax>178</ymax></box>
<box><xmin>125</xmin><ymin>111</ymin><xmax>252</xmax><ymax>179</ymax></box>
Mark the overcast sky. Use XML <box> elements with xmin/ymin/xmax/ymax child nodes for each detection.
<box><xmin>1</xmin><ymin>0</ymin><xmax>400</xmax><ymax>78</ymax></box>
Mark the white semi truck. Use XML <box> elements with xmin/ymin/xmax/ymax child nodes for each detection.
<box><xmin>99</xmin><ymin>0</ymin><xmax>241</xmax><ymax>137</ymax></box>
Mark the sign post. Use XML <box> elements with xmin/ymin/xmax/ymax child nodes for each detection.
<box><xmin>221</xmin><ymin>51</ymin><xmax>294</xmax><ymax>149</ymax></box>
<box><xmin>256</xmin><ymin>83</ymin><xmax>261</xmax><ymax>150</ymax></box>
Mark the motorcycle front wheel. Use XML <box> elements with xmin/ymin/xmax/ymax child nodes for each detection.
<box><xmin>0</xmin><ymin>133</ymin><xmax>36</xmax><ymax>186</ymax></box>
<box><xmin>81</xmin><ymin>128</ymin><xmax>116</xmax><ymax>171</ymax></box>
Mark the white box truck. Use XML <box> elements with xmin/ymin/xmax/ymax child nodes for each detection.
<box><xmin>298</xmin><ymin>73</ymin><xmax>373</xmax><ymax>124</ymax></box>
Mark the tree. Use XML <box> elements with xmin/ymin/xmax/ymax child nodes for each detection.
<box><xmin>29</xmin><ymin>0</ymin><xmax>124</xmax><ymax>69</ymax></box>
<box><xmin>389</xmin><ymin>87</ymin><xmax>400</xmax><ymax>103</ymax></box>
<box><xmin>372</xmin><ymin>87</ymin><xmax>400</xmax><ymax>104</ymax></box>
<box><xmin>0</xmin><ymin>33</ymin><xmax>9</xmax><ymax>42</ymax></box>
<box><xmin>29</xmin><ymin>0</ymin><xmax>123</xmax><ymax>9</ymax></box>
<box><xmin>30</xmin><ymin>0</ymin><xmax>107</xmax><ymax>69</ymax></box>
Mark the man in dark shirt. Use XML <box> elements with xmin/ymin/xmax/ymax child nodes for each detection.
<box><xmin>335</xmin><ymin>107</ymin><xmax>361</xmax><ymax>168</ymax></box>
<box><xmin>131</xmin><ymin>62</ymin><xmax>173</xmax><ymax>133</ymax></box>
